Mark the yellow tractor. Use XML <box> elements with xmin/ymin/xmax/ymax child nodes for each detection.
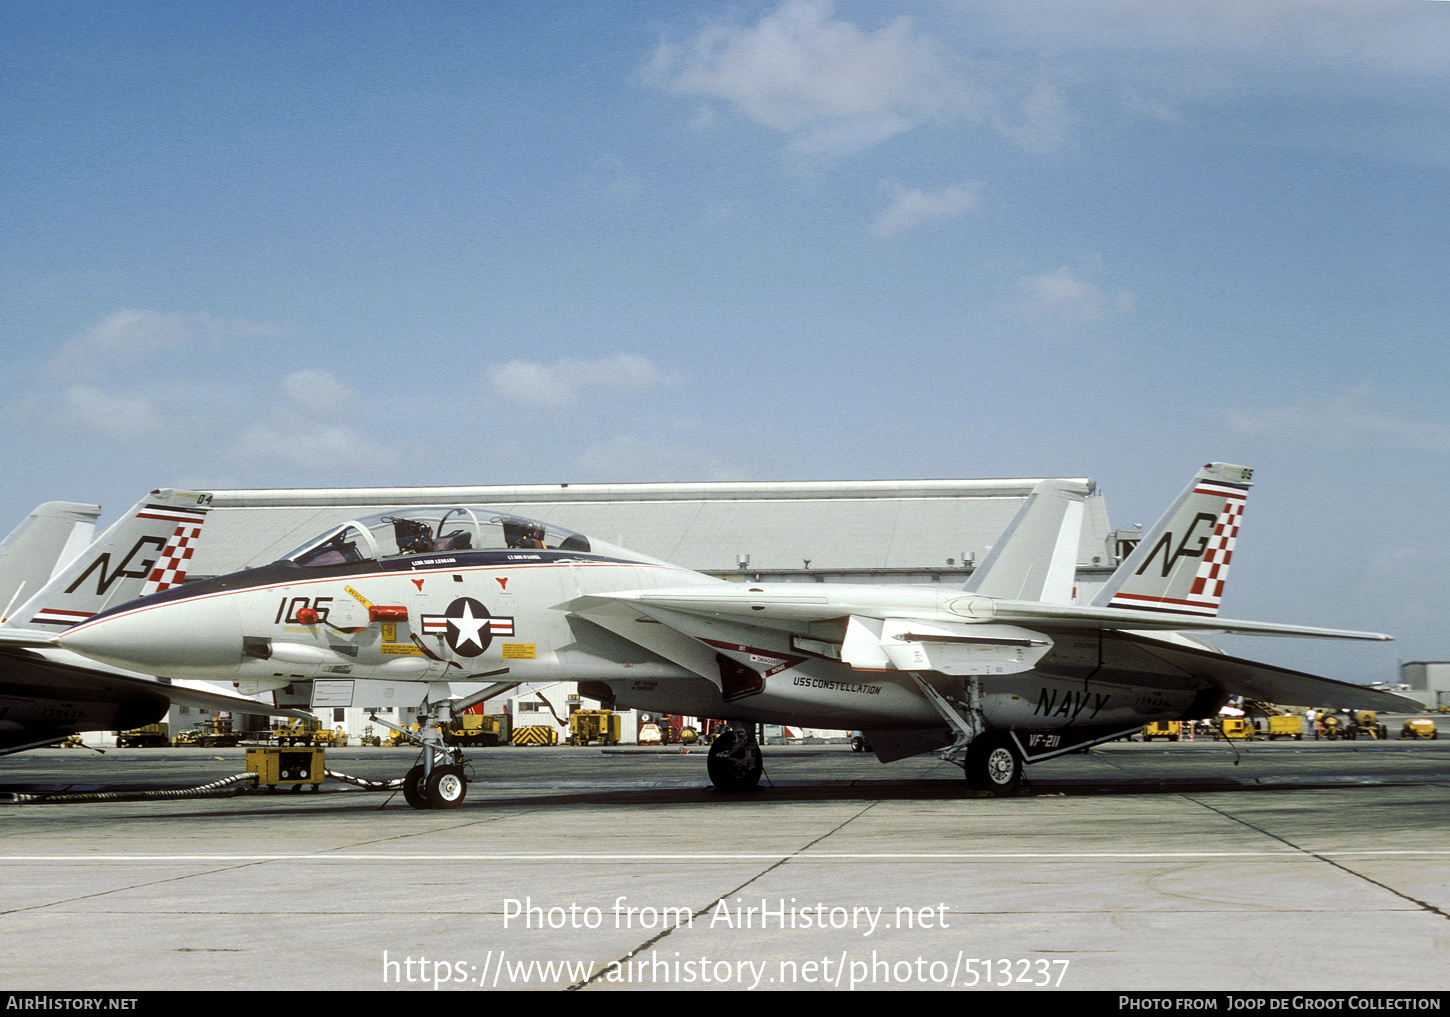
<box><xmin>1212</xmin><ymin>717</ymin><xmax>1256</xmax><ymax>740</ymax></box>
<box><xmin>1353</xmin><ymin>710</ymin><xmax>1389</xmax><ymax>740</ymax></box>
<box><xmin>1265</xmin><ymin>716</ymin><xmax>1304</xmax><ymax>741</ymax></box>
<box><xmin>177</xmin><ymin>717</ymin><xmax>242</xmax><ymax>748</ymax></box>
<box><xmin>569</xmin><ymin>710</ymin><xmax>621</xmax><ymax>746</ymax></box>
<box><xmin>272</xmin><ymin>716</ymin><xmax>326</xmax><ymax>746</ymax></box>
<box><xmin>511</xmin><ymin>725</ymin><xmax>559</xmax><ymax>746</ymax></box>
<box><xmin>440</xmin><ymin>713</ymin><xmax>510</xmax><ymax>747</ymax></box>
<box><xmin>116</xmin><ymin>723</ymin><xmax>170</xmax><ymax>748</ymax></box>
<box><xmin>1317</xmin><ymin>712</ymin><xmax>1352</xmax><ymax>740</ymax></box>
<box><xmin>1399</xmin><ymin>718</ymin><xmax>1439</xmax><ymax>740</ymax></box>
<box><xmin>1141</xmin><ymin>721</ymin><xmax>1181</xmax><ymax>741</ymax></box>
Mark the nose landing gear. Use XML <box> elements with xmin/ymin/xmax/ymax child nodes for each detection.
<box><xmin>373</xmin><ymin>710</ymin><xmax>470</xmax><ymax>810</ymax></box>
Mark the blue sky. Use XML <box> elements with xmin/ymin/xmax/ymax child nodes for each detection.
<box><xmin>3</xmin><ymin>1</ymin><xmax>1447</xmax><ymax>683</ymax></box>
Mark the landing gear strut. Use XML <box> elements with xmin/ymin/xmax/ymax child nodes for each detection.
<box><xmin>372</xmin><ymin>710</ymin><xmax>469</xmax><ymax>810</ymax></box>
<box><xmin>707</xmin><ymin>723</ymin><xmax>762</xmax><ymax>792</ymax></box>
<box><xmin>905</xmin><ymin>673</ymin><xmax>1025</xmax><ymax>797</ymax></box>
<box><xmin>964</xmin><ymin>731</ymin><xmax>1023</xmax><ymax>795</ymax></box>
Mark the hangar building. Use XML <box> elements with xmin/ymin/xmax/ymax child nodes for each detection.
<box><xmin>1398</xmin><ymin>662</ymin><xmax>1450</xmax><ymax>710</ymax></box>
<box><xmin>192</xmin><ymin>477</ymin><xmax>1122</xmax><ymax>589</ymax></box>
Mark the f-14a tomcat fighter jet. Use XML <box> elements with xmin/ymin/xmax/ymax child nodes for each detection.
<box><xmin>54</xmin><ymin>465</ymin><xmax>1413</xmax><ymax>807</ymax></box>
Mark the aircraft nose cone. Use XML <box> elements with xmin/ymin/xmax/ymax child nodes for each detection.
<box><xmin>59</xmin><ymin>596</ymin><xmax>243</xmax><ymax>681</ymax></box>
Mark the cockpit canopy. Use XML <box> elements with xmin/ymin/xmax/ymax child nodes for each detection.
<box><xmin>281</xmin><ymin>507</ymin><xmax>591</xmax><ymax>568</ymax></box>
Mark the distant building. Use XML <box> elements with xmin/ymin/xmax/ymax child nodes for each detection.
<box><xmin>1399</xmin><ymin>662</ymin><xmax>1450</xmax><ymax>710</ymax></box>
<box><xmin>192</xmin><ymin>477</ymin><xmax>1117</xmax><ymax>590</ymax></box>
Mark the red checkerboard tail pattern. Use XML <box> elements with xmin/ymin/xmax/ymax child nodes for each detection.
<box><xmin>142</xmin><ymin>521</ymin><xmax>203</xmax><ymax>596</ymax></box>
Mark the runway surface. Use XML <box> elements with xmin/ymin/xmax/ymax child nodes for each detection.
<box><xmin>2</xmin><ymin>735</ymin><xmax>1447</xmax><ymax>992</ymax></box>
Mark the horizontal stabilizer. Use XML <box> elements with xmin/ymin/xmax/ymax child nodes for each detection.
<box><xmin>1125</xmin><ymin>634</ymin><xmax>1419</xmax><ymax>712</ymax></box>
<box><xmin>989</xmin><ymin>600</ymin><xmax>1392</xmax><ymax>642</ymax></box>
<box><xmin>587</xmin><ymin>585</ymin><xmax>1390</xmax><ymax>642</ymax></box>
<box><xmin>0</xmin><ymin>627</ymin><xmax>58</xmax><ymax>648</ymax></box>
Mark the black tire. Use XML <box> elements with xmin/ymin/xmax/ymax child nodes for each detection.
<box><xmin>707</xmin><ymin>727</ymin><xmax>762</xmax><ymax>792</ymax></box>
<box><xmin>425</xmin><ymin>765</ymin><xmax>467</xmax><ymax>810</ymax></box>
<box><xmin>966</xmin><ymin>732</ymin><xmax>1023</xmax><ymax>795</ymax></box>
<box><xmin>402</xmin><ymin>764</ymin><xmax>428</xmax><ymax>809</ymax></box>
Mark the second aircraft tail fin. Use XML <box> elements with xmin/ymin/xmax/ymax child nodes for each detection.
<box><xmin>963</xmin><ymin>479</ymin><xmax>1090</xmax><ymax>605</ymax></box>
<box><xmin>1090</xmin><ymin>463</ymin><xmax>1252</xmax><ymax>617</ymax></box>
<box><xmin>4</xmin><ymin>490</ymin><xmax>212</xmax><ymax>631</ymax></box>
<box><xmin>0</xmin><ymin>501</ymin><xmax>102</xmax><ymax>621</ymax></box>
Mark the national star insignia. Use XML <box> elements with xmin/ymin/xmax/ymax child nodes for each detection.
<box><xmin>447</xmin><ymin>599</ymin><xmax>491</xmax><ymax>654</ymax></box>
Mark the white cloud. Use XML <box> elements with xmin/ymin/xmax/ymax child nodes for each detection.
<box><xmin>645</xmin><ymin>0</ymin><xmax>1450</xmax><ymax>165</ymax></box>
<box><xmin>282</xmin><ymin>369</ymin><xmax>358</xmax><ymax>413</ymax></box>
<box><xmin>232</xmin><ymin>419</ymin><xmax>388</xmax><ymax>470</ymax></box>
<box><xmin>48</xmin><ymin>309</ymin><xmax>281</xmax><ymax>379</ymax></box>
<box><xmin>988</xmin><ymin>81</ymin><xmax>1073</xmax><ymax>154</ymax></box>
<box><xmin>644</xmin><ymin>0</ymin><xmax>971</xmax><ymax>156</ymax></box>
<box><xmin>60</xmin><ymin>384</ymin><xmax>163</xmax><ymax>439</ymax></box>
<box><xmin>969</xmin><ymin>0</ymin><xmax>1450</xmax><ymax>152</ymax></box>
<box><xmin>1227</xmin><ymin>387</ymin><xmax>1450</xmax><ymax>451</ymax></box>
<box><xmin>229</xmin><ymin>370</ymin><xmax>384</xmax><ymax>469</ymax></box>
<box><xmin>873</xmin><ymin>180</ymin><xmax>981</xmax><ymax>236</ymax></box>
<box><xmin>482</xmin><ymin>354</ymin><xmax>683</xmax><ymax>407</ymax></box>
<box><xmin>1010</xmin><ymin>267</ymin><xmax>1135</xmax><ymax>327</ymax></box>
<box><xmin>976</xmin><ymin>0</ymin><xmax>1450</xmax><ymax>82</ymax></box>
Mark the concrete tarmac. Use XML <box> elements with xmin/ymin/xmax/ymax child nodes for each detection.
<box><xmin>2</xmin><ymin>736</ymin><xmax>1447</xmax><ymax>993</ymax></box>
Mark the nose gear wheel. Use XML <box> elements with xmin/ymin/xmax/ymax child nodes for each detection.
<box><xmin>425</xmin><ymin>765</ymin><xmax>467</xmax><ymax>809</ymax></box>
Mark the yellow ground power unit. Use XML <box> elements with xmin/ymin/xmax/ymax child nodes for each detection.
<box><xmin>246</xmin><ymin>746</ymin><xmax>326</xmax><ymax>790</ymax></box>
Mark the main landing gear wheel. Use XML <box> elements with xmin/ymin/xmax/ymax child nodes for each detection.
<box><xmin>707</xmin><ymin>726</ymin><xmax>763</xmax><ymax>792</ymax></box>
<box><xmin>425</xmin><ymin>765</ymin><xmax>467</xmax><ymax>809</ymax></box>
<box><xmin>965</xmin><ymin>732</ymin><xmax>1023</xmax><ymax>795</ymax></box>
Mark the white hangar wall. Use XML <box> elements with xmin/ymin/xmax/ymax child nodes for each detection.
<box><xmin>190</xmin><ymin>478</ymin><xmax>1120</xmax><ymax>593</ymax></box>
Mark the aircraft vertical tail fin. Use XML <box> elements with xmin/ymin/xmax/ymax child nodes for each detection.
<box><xmin>4</xmin><ymin>490</ymin><xmax>212</xmax><ymax>631</ymax></box>
<box><xmin>1090</xmin><ymin>463</ymin><xmax>1252</xmax><ymax>617</ymax></box>
<box><xmin>0</xmin><ymin>501</ymin><xmax>102</xmax><ymax>621</ymax></box>
<box><xmin>963</xmin><ymin>479</ymin><xmax>1090</xmax><ymax>605</ymax></box>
